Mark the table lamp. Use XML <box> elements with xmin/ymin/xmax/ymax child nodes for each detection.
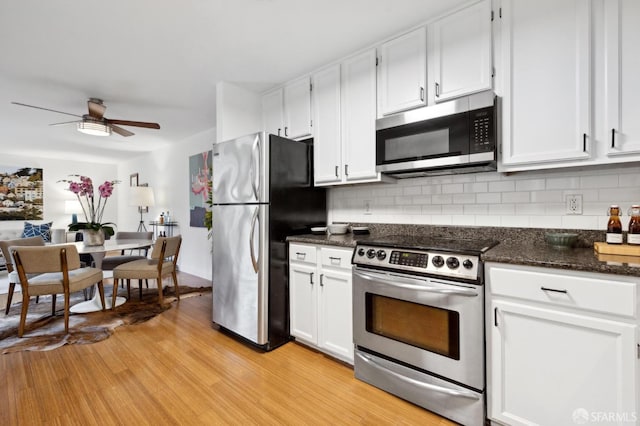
<box><xmin>130</xmin><ymin>186</ymin><xmax>155</xmax><ymax>231</ymax></box>
<box><xmin>64</xmin><ymin>199</ymin><xmax>83</xmax><ymax>224</ymax></box>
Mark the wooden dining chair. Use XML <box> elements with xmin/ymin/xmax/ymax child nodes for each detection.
<box><xmin>0</xmin><ymin>236</ymin><xmax>45</xmax><ymax>315</ymax></box>
<box><xmin>112</xmin><ymin>235</ymin><xmax>181</xmax><ymax>307</ymax></box>
<box><xmin>12</xmin><ymin>244</ymin><xmax>105</xmax><ymax>337</ymax></box>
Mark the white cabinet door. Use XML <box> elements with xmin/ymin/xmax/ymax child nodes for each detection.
<box><xmin>500</xmin><ymin>0</ymin><xmax>592</xmax><ymax>167</ymax></box>
<box><xmin>605</xmin><ymin>0</ymin><xmax>640</xmax><ymax>156</ymax></box>
<box><xmin>379</xmin><ymin>27</ymin><xmax>427</xmax><ymax>115</ymax></box>
<box><xmin>489</xmin><ymin>299</ymin><xmax>637</xmax><ymax>426</ymax></box>
<box><xmin>318</xmin><ymin>269</ymin><xmax>353</xmax><ymax>363</ymax></box>
<box><xmin>341</xmin><ymin>49</ymin><xmax>379</xmax><ymax>182</ymax></box>
<box><xmin>431</xmin><ymin>0</ymin><xmax>492</xmax><ymax>102</ymax></box>
<box><xmin>312</xmin><ymin>65</ymin><xmax>342</xmax><ymax>185</ymax></box>
<box><xmin>283</xmin><ymin>76</ymin><xmax>312</xmax><ymax>139</ymax></box>
<box><xmin>262</xmin><ymin>88</ymin><xmax>284</xmax><ymax>137</ymax></box>
<box><xmin>289</xmin><ymin>262</ymin><xmax>317</xmax><ymax>345</ymax></box>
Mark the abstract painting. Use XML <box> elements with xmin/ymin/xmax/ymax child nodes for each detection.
<box><xmin>0</xmin><ymin>166</ymin><xmax>44</xmax><ymax>220</ymax></box>
<box><xmin>189</xmin><ymin>150</ymin><xmax>212</xmax><ymax>227</ymax></box>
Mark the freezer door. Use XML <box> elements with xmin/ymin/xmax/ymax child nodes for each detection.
<box><xmin>212</xmin><ymin>204</ymin><xmax>269</xmax><ymax>345</ymax></box>
<box><xmin>212</xmin><ymin>132</ymin><xmax>269</xmax><ymax>204</ymax></box>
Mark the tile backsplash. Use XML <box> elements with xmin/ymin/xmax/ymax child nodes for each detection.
<box><xmin>328</xmin><ymin>164</ymin><xmax>640</xmax><ymax>230</ymax></box>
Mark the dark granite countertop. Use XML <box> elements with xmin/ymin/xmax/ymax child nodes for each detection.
<box><xmin>287</xmin><ymin>223</ymin><xmax>640</xmax><ymax>278</ymax></box>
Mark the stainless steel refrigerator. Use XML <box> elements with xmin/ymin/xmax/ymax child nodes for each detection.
<box><xmin>211</xmin><ymin>131</ymin><xmax>326</xmax><ymax>350</ymax></box>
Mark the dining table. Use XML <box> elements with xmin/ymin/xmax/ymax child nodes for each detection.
<box><xmin>64</xmin><ymin>239</ymin><xmax>153</xmax><ymax>313</ymax></box>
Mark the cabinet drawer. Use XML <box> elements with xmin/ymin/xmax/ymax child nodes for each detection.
<box><xmin>487</xmin><ymin>263</ymin><xmax>638</xmax><ymax>318</ymax></box>
<box><xmin>289</xmin><ymin>243</ymin><xmax>317</xmax><ymax>264</ymax></box>
<box><xmin>320</xmin><ymin>247</ymin><xmax>353</xmax><ymax>270</ymax></box>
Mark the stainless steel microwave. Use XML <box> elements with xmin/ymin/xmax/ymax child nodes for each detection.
<box><xmin>375</xmin><ymin>91</ymin><xmax>497</xmax><ymax>178</ymax></box>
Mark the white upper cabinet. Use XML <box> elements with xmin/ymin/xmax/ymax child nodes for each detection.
<box><xmin>430</xmin><ymin>0</ymin><xmax>492</xmax><ymax>102</ymax></box>
<box><xmin>341</xmin><ymin>49</ymin><xmax>380</xmax><ymax>182</ymax></box>
<box><xmin>312</xmin><ymin>65</ymin><xmax>342</xmax><ymax>185</ymax></box>
<box><xmin>262</xmin><ymin>77</ymin><xmax>312</xmax><ymax>140</ymax></box>
<box><xmin>262</xmin><ymin>88</ymin><xmax>284</xmax><ymax>137</ymax></box>
<box><xmin>605</xmin><ymin>0</ymin><xmax>640</xmax><ymax>156</ymax></box>
<box><xmin>378</xmin><ymin>27</ymin><xmax>427</xmax><ymax>116</ymax></box>
<box><xmin>283</xmin><ymin>76</ymin><xmax>312</xmax><ymax>139</ymax></box>
<box><xmin>500</xmin><ymin>0</ymin><xmax>592</xmax><ymax>169</ymax></box>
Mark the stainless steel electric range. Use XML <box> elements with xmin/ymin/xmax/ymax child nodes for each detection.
<box><xmin>351</xmin><ymin>235</ymin><xmax>498</xmax><ymax>426</ymax></box>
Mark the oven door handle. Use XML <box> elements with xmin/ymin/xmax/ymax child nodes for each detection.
<box><xmin>356</xmin><ymin>352</ymin><xmax>481</xmax><ymax>400</ymax></box>
<box><xmin>354</xmin><ymin>270</ymin><xmax>478</xmax><ymax>297</ymax></box>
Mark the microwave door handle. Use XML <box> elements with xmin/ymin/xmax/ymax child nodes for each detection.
<box><xmin>356</xmin><ymin>352</ymin><xmax>480</xmax><ymax>400</ymax></box>
<box><xmin>354</xmin><ymin>270</ymin><xmax>478</xmax><ymax>297</ymax></box>
<box><xmin>250</xmin><ymin>134</ymin><xmax>260</xmax><ymax>201</ymax></box>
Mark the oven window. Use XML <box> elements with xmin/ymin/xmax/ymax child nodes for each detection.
<box><xmin>365</xmin><ymin>293</ymin><xmax>460</xmax><ymax>360</ymax></box>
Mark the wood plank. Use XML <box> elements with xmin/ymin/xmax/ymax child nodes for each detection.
<box><xmin>594</xmin><ymin>241</ymin><xmax>640</xmax><ymax>256</ymax></box>
<box><xmin>0</xmin><ymin>272</ymin><xmax>453</xmax><ymax>425</ymax></box>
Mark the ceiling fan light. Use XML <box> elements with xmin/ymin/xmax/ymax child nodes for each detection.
<box><xmin>77</xmin><ymin>121</ymin><xmax>111</xmax><ymax>136</ymax></box>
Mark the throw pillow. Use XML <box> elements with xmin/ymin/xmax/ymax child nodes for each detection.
<box><xmin>21</xmin><ymin>222</ymin><xmax>53</xmax><ymax>242</ymax></box>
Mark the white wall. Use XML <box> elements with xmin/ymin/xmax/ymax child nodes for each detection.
<box><xmin>117</xmin><ymin>128</ymin><xmax>215</xmax><ymax>281</ymax></box>
<box><xmin>329</xmin><ymin>163</ymin><xmax>640</xmax><ymax>231</ymax></box>
<box><xmin>215</xmin><ymin>81</ymin><xmax>262</xmax><ymax>142</ymax></box>
<box><xmin>0</xmin><ymin>154</ymin><xmax>117</xmax><ymax>232</ymax></box>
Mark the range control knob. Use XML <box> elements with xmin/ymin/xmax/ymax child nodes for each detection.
<box><xmin>357</xmin><ymin>248</ymin><xmax>365</xmax><ymax>257</ymax></box>
<box><xmin>463</xmin><ymin>259</ymin><xmax>474</xmax><ymax>269</ymax></box>
<box><xmin>432</xmin><ymin>255</ymin><xmax>445</xmax><ymax>267</ymax></box>
<box><xmin>376</xmin><ymin>250</ymin><xmax>387</xmax><ymax>260</ymax></box>
<box><xmin>446</xmin><ymin>257</ymin><xmax>460</xmax><ymax>269</ymax></box>
<box><xmin>366</xmin><ymin>249</ymin><xmax>376</xmax><ymax>259</ymax></box>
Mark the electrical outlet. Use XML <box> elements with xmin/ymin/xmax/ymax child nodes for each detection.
<box><xmin>566</xmin><ymin>194</ymin><xmax>583</xmax><ymax>215</ymax></box>
<box><xmin>363</xmin><ymin>200</ymin><xmax>372</xmax><ymax>215</ymax></box>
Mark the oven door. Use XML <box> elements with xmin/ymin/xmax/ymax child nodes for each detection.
<box><xmin>353</xmin><ymin>266</ymin><xmax>484</xmax><ymax>390</ymax></box>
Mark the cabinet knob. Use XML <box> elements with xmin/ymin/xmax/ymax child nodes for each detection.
<box><xmin>420</xmin><ymin>86</ymin><xmax>425</xmax><ymax>102</ymax></box>
<box><xmin>435</xmin><ymin>82</ymin><xmax>440</xmax><ymax>98</ymax></box>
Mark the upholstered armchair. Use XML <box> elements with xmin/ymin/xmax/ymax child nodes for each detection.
<box><xmin>12</xmin><ymin>244</ymin><xmax>105</xmax><ymax>337</ymax></box>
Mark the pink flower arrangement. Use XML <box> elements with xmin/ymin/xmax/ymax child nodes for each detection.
<box><xmin>59</xmin><ymin>175</ymin><xmax>120</xmax><ymax>237</ymax></box>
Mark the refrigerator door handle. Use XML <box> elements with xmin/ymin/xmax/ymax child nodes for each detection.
<box><xmin>250</xmin><ymin>134</ymin><xmax>260</xmax><ymax>201</ymax></box>
<box><xmin>249</xmin><ymin>206</ymin><xmax>260</xmax><ymax>273</ymax></box>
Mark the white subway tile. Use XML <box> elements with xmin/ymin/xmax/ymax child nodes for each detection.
<box><xmin>376</xmin><ymin>196</ymin><xmax>395</xmax><ymax>206</ymax></box>
<box><xmin>403</xmin><ymin>186</ymin><xmax>422</xmax><ymax>196</ymax></box>
<box><xmin>444</xmin><ymin>204</ymin><xmax>464</xmax><ymax>215</ymax></box>
<box><xmin>464</xmin><ymin>204</ymin><xmax>488</xmax><ymax>214</ymax></box>
<box><xmin>451</xmin><ymin>175</ymin><xmax>475</xmax><ymax>183</ymax></box>
<box><xmin>530</xmin><ymin>216</ymin><xmax>563</xmax><ymax>228</ymax></box>
<box><xmin>489</xmin><ymin>181</ymin><xmax>515</xmax><ymax>192</ymax></box>
<box><xmin>464</xmin><ymin>182</ymin><xmax>488</xmax><ymax>193</ymax></box>
<box><xmin>490</xmin><ymin>203</ymin><xmax>515</xmax><ymax>215</ymax></box>
<box><xmin>452</xmin><ymin>215</ymin><xmax>476</xmax><ymax>226</ymax></box>
<box><xmin>477</xmin><ymin>192</ymin><xmax>501</xmax><ymax>204</ymax></box>
<box><xmin>581</xmin><ymin>174</ymin><xmax>619</xmax><ymax>189</ymax></box>
<box><xmin>432</xmin><ymin>194</ymin><xmax>453</xmax><ymax>204</ymax></box>
<box><xmin>395</xmin><ymin>196</ymin><xmax>414</xmax><ymax>205</ymax></box>
<box><xmin>431</xmin><ymin>176</ymin><xmax>453</xmax><ymax>185</ymax></box>
<box><xmin>453</xmin><ymin>193</ymin><xmax>476</xmax><ymax>204</ymax></box>
<box><xmin>385</xmin><ymin>187</ymin><xmax>404</xmax><ymax>196</ymax></box>
<box><xmin>598</xmin><ymin>188</ymin><xmax>640</xmax><ymax>202</ymax></box>
<box><xmin>530</xmin><ymin>190</ymin><xmax>563</xmax><ymax>203</ymax></box>
<box><xmin>475</xmin><ymin>215</ymin><xmax>501</xmax><ymax>226</ymax></box>
<box><xmin>475</xmin><ymin>172</ymin><xmax>502</xmax><ymax>182</ymax></box>
<box><xmin>561</xmin><ymin>216</ymin><xmax>600</xmax><ymax>229</ymax></box>
<box><xmin>502</xmin><ymin>192</ymin><xmax>530</xmax><ymax>203</ymax></box>
<box><xmin>431</xmin><ymin>215</ymin><xmax>453</xmax><ymax>225</ymax></box>
<box><xmin>422</xmin><ymin>205</ymin><xmax>443</xmax><ymax>214</ymax></box>
<box><xmin>546</xmin><ymin>176</ymin><xmax>580</xmax><ymax>190</ymax></box>
<box><xmin>442</xmin><ymin>183</ymin><xmax>464</xmax><ymax>194</ymax></box>
<box><xmin>515</xmin><ymin>204</ymin><xmax>546</xmax><ymax>215</ymax></box>
<box><xmin>501</xmin><ymin>215</ymin><xmax>531</xmax><ymax>227</ymax></box>
<box><xmin>411</xmin><ymin>195</ymin><xmax>432</xmax><ymax>205</ymax></box>
<box><xmin>516</xmin><ymin>179</ymin><xmax>546</xmax><ymax>191</ymax></box>
<box><xmin>422</xmin><ymin>185</ymin><xmax>442</xmax><ymax>195</ymax></box>
<box><xmin>545</xmin><ymin>203</ymin><xmax>565</xmax><ymax>215</ymax></box>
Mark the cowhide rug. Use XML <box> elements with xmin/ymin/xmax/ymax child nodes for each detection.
<box><xmin>0</xmin><ymin>284</ymin><xmax>211</xmax><ymax>354</ymax></box>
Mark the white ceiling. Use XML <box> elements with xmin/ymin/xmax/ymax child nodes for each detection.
<box><xmin>0</xmin><ymin>0</ymin><xmax>468</xmax><ymax>164</ymax></box>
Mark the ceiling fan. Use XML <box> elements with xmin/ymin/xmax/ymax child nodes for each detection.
<box><xmin>11</xmin><ymin>98</ymin><xmax>161</xmax><ymax>137</ymax></box>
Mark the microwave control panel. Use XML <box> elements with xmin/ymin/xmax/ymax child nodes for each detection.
<box><xmin>470</xmin><ymin>106</ymin><xmax>495</xmax><ymax>153</ymax></box>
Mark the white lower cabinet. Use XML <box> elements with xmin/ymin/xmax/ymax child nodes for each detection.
<box><xmin>486</xmin><ymin>263</ymin><xmax>639</xmax><ymax>426</ymax></box>
<box><xmin>289</xmin><ymin>243</ymin><xmax>353</xmax><ymax>364</ymax></box>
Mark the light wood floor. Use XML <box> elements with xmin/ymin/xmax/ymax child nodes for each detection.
<box><xmin>0</xmin><ymin>282</ymin><xmax>454</xmax><ymax>425</ymax></box>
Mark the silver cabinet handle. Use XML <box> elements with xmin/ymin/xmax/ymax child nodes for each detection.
<box><xmin>420</xmin><ymin>86</ymin><xmax>425</xmax><ymax>101</ymax></box>
<box><xmin>250</xmin><ymin>134</ymin><xmax>260</xmax><ymax>200</ymax></box>
<box><xmin>295</xmin><ymin>252</ymin><xmax>306</xmax><ymax>260</ymax></box>
<box><xmin>284</xmin><ymin>126</ymin><xmax>288</xmax><ymax>137</ymax></box>
<box><xmin>335</xmin><ymin>165</ymin><xmax>339</xmax><ymax>178</ymax></box>
<box><xmin>356</xmin><ymin>352</ymin><xmax>480</xmax><ymax>400</ymax></box>
<box><xmin>310</xmin><ymin>272</ymin><xmax>314</xmax><ymax>285</ymax></box>
<box><xmin>249</xmin><ymin>207</ymin><xmax>259</xmax><ymax>273</ymax></box>
<box><xmin>541</xmin><ymin>286</ymin><xmax>568</xmax><ymax>294</ymax></box>
<box><xmin>354</xmin><ymin>270</ymin><xmax>478</xmax><ymax>297</ymax></box>
<box><xmin>344</xmin><ymin>164</ymin><xmax>349</xmax><ymax>177</ymax></box>
<box><xmin>435</xmin><ymin>82</ymin><xmax>440</xmax><ymax>98</ymax></box>
<box><xmin>320</xmin><ymin>273</ymin><xmax>324</xmax><ymax>286</ymax></box>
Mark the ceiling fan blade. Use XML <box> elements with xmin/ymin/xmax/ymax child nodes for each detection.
<box><xmin>87</xmin><ymin>99</ymin><xmax>106</xmax><ymax>119</ymax></box>
<box><xmin>49</xmin><ymin>120</ymin><xmax>81</xmax><ymax>126</ymax></box>
<box><xmin>11</xmin><ymin>102</ymin><xmax>82</xmax><ymax>118</ymax></box>
<box><xmin>106</xmin><ymin>119</ymin><xmax>160</xmax><ymax>129</ymax></box>
<box><xmin>111</xmin><ymin>125</ymin><xmax>135</xmax><ymax>137</ymax></box>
